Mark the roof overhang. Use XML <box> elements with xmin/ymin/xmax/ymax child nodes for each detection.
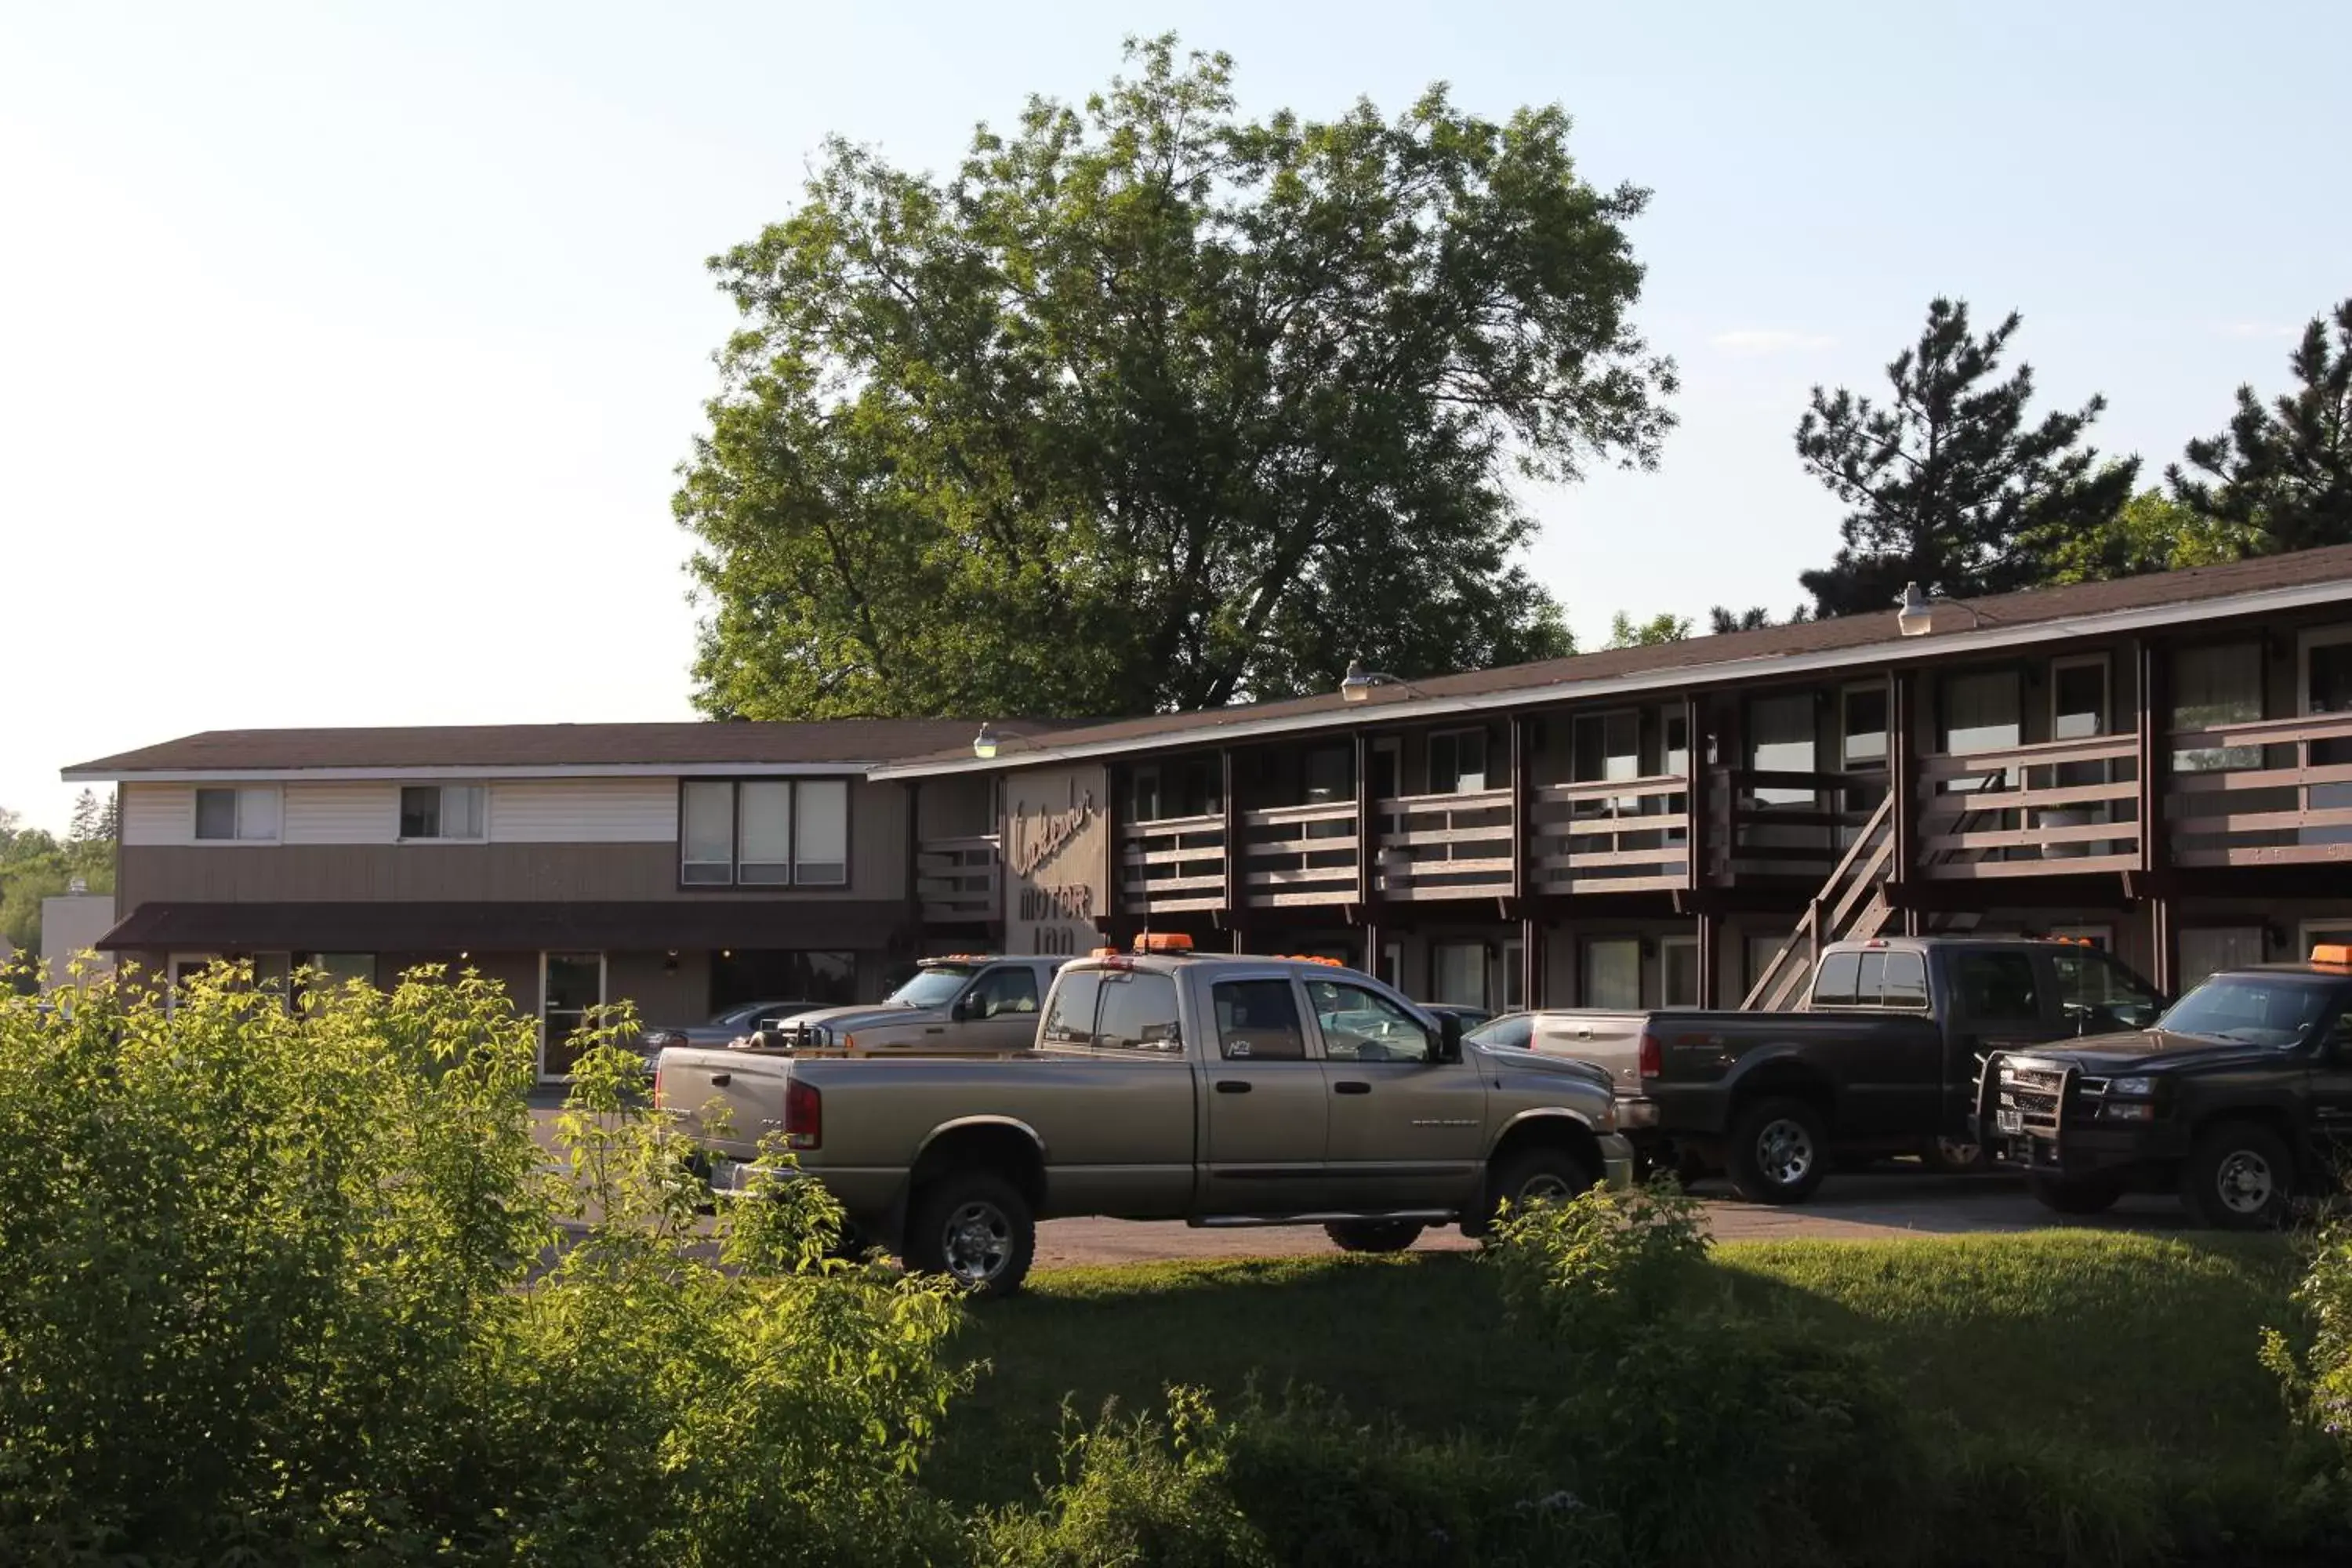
<box><xmin>60</xmin><ymin>760</ymin><xmax>887</xmax><ymax>784</ymax></box>
<box><xmin>871</xmin><ymin>575</ymin><xmax>2352</xmax><ymax>779</ymax></box>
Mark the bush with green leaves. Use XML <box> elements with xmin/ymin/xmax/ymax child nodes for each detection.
<box><xmin>2265</xmin><ymin>1208</ymin><xmax>2352</xmax><ymax>1508</ymax></box>
<box><xmin>1486</xmin><ymin>1179</ymin><xmax>1922</xmax><ymax>1567</ymax></box>
<box><xmin>0</xmin><ymin>961</ymin><xmax>968</xmax><ymax>1566</ymax></box>
<box><xmin>980</xmin><ymin>1388</ymin><xmax>1273</xmax><ymax>1568</ymax></box>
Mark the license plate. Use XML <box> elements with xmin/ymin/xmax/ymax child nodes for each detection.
<box><xmin>1994</xmin><ymin>1109</ymin><xmax>2023</xmax><ymax>1134</ymax></box>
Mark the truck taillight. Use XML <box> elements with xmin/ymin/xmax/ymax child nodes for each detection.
<box><xmin>1638</xmin><ymin>1031</ymin><xmax>1662</xmax><ymax>1080</ymax></box>
<box><xmin>784</xmin><ymin>1077</ymin><xmax>822</xmax><ymax>1151</ymax></box>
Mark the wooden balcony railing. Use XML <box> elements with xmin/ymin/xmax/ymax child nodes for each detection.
<box><xmin>1119</xmin><ymin>814</ymin><xmax>1227</xmax><ymax>914</ymax></box>
<box><xmin>2167</xmin><ymin>711</ymin><xmax>2352</xmax><ymax>866</ymax></box>
<box><xmin>916</xmin><ymin>835</ymin><xmax>1000</xmax><ymax>923</ymax></box>
<box><xmin>1240</xmin><ymin>800</ymin><xmax>1359</xmax><ymax>906</ymax></box>
<box><xmin>1708</xmin><ymin>768</ymin><xmax>1886</xmax><ymax>884</ymax></box>
<box><xmin>1529</xmin><ymin>775</ymin><xmax>1690</xmax><ymax>894</ymax></box>
<box><xmin>1916</xmin><ymin>734</ymin><xmax>2141</xmax><ymax>878</ymax></box>
<box><xmin>1374</xmin><ymin>787</ymin><xmax>1515</xmax><ymax>900</ymax></box>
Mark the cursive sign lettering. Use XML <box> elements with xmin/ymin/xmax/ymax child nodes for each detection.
<box><xmin>1007</xmin><ymin>791</ymin><xmax>1098</xmax><ymax>877</ymax></box>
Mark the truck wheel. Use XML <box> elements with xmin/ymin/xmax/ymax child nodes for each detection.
<box><xmin>904</xmin><ymin>1171</ymin><xmax>1036</xmax><ymax>1298</ymax></box>
<box><xmin>2027</xmin><ymin>1174</ymin><xmax>2122</xmax><ymax>1214</ymax></box>
<box><xmin>1726</xmin><ymin>1097</ymin><xmax>1830</xmax><ymax>1205</ymax></box>
<box><xmin>2181</xmin><ymin>1121</ymin><xmax>2295</xmax><ymax>1231</ymax></box>
<box><xmin>1921</xmin><ymin>1136</ymin><xmax>1990</xmax><ymax>1174</ymax></box>
<box><xmin>1324</xmin><ymin>1219</ymin><xmax>1425</xmax><ymax>1254</ymax></box>
<box><xmin>1479</xmin><ymin>1145</ymin><xmax>1600</xmax><ymax>1233</ymax></box>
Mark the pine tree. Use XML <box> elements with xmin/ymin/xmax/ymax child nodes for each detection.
<box><xmin>1794</xmin><ymin>298</ymin><xmax>2136</xmax><ymax>617</ymax></box>
<box><xmin>68</xmin><ymin>790</ymin><xmax>101</xmax><ymax>845</ymax></box>
<box><xmin>2169</xmin><ymin>298</ymin><xmax>2352</xmax><ymax>554</ymax></box>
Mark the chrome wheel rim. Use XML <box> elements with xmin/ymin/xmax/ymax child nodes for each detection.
<box><xmin>1516</xmin><ymin>1171</ymin><xmax>1575</xmax><ymax>1206</ymax></box>
<box><xmin>1758</xmin><ymin>1119</ymin><xmax>1816</xmax><ymax>1188</ymax></box>
<box><xmin>2215</xmin><ymin>1150</ymin><xmax>2275</xmax><ymax>1215</ymax></box>
<box><xmin>942</xmin><ymin>1200</ymin><xmax>1011</xmax><ymax>1285</ymax></box>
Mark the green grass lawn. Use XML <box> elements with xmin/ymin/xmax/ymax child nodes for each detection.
<box><xmin>930</xmin><ymin>1232</ymin><xmax>2309</xmax><ymax>1515</ymax></box>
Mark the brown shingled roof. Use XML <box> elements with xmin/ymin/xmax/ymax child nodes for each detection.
<box><xmin>875</xmin><ymin>544</ymin><xmax>2352</xmax><ymax>768</ymax></box>
<box><xmin>64</xmin><ymin>719</ymin><xmax>1062</xmax><ymax>776</ymax></box>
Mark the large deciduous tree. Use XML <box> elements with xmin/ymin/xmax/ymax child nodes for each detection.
<box><xmin>2169</xmin><ymin>299</ymin><xmax>2352</xmax><ymax>555</ymax></box>
<box><xmin>1793</xmin><ymin>298</ymin><xmax>2136</xmax><ymax>618</ymax></box>
<box><xmin>676</xmin><ymin>36</ymin><xmax>1675</xmax><ymax>719</ymax></box>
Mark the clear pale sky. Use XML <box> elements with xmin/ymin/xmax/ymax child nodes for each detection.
<box><xmin>4</xmin><ymin>1</ymin><xmax>2344</xmax><ymax>832</ymax></box>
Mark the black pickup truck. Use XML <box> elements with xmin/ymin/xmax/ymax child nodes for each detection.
<box><xmin>1537</xmin><ymin>937</ymin><xmax>2167</xmax><ymax>1203</ymax></box>
<box><xmin>1979</xmin><ymin>953</ymin><xmax>2352</xmax><ymax>1228</ymax></box>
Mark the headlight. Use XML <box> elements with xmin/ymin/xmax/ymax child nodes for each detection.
<box><xmin>2108</xmin><ymin>1076</ymin><xmax>2156</xmax><ymax>1097</ymax></box>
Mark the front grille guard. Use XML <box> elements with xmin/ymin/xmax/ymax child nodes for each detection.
<box><xmin>1978</xmin><ymin>1054</ymin><xmax>2094</xmax><ymax>1162</ymax></box>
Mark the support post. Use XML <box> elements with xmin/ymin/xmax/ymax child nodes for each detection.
<box><xmin>2136</xmin><ymin>638</ymin><xmax>2172</xmax><ymax>992</ymax></box>
<box><xmin>1520</xmin><ymin>915</ymin><xmax>1543</xmax><ymax>1010</ymax></box>
<box><xmin>2149</xmin><ymin>895</ymin><xmax>2176</xmax><ymax>996</ymax></box>
<box><xmin>1353</xmin><ymin>730</ymin><xmax>1375</xmax><ymax>906</ymax></box>
<box><xmin>1508</xmin><ymin>713</ymin><xmax>1530</xmax><ymax>902</ymax></box>
<box><xmin>1696</xmin><ymin>908</ymin><xmax>1720</xmax><ymax>1009</ymax></box>
<box><xmin>1683</xmin><ymin>694</ymin><xmax>1704</xmax><ymax>894</ymax></box>
<box><xmin>1220</xmin><ymin>749</ymin><xmax>1240</xmax><ymax>916</ymax></box>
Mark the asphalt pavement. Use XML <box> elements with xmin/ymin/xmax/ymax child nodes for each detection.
<box><xmin>531</xmin><ymin>1095</ymin><xmax>2190</xmax><ymax>1265</ymax></box>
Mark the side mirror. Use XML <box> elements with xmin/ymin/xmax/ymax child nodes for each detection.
<box><xmin>1436</xmin><ymin>1013</ymin><xmax>1465</xmax><ymax>1063</ymax></box>
<box><xmin>950</xmin><ymin>993</ymin><xmax>973</xmax><ymax>1022</ymax></box>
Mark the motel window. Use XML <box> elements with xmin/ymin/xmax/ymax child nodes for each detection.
<box><xmin>1661</xmin><ymin>935</ymin><xmax>1700</xmax><ymax>1007</ymax></box>
<box><xmin>194</xmin><ymin>785</ymin><xmax>281</xmax><ymax>842</ymax></box>
<box><xmin>1428</xmin><ymin>729</ymin><xmax>1490</xmax><ymax>794</ymax></box>
<box><xmin>1430</xmin><ymin>941</ymin><xmax>1488</xmax><ymax>1008</ymax></box>
<box><xmin>1303</xmin><ymin>745</ymin><xmax>1354</xmax><ymax>804</ymax></box>
<box><xmin>1842</xmin><ymin>685</ymin><xmax>1889</xmax><ymax>770</ymax></box>
<box><xmin>399</xmin><ymin>784</ymin><xmax>485</xmax><ymax>841</ymax></box>
<box><xmin>2172</xmin><ymin>643</ymin><xmax>2263</xmax><ymax>772</ymax></box>
<box><xmin>679</xmin><ymin>779</ymin><xmax>854</xmax><ymax>887</ymax></box>
<box><xmin>1583</xmin><ymin>938</ymin><xmax>1642</xmax><ymax>1011</ymax></box>
<box><xmin>1746</xmin><ymin>694</ymin><xmax>1817</xmax><ymax>807</ymax></box>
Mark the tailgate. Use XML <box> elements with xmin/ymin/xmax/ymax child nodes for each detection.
<box><xmin>656</xmin><ymin>1048</ymin><xmax>792</xmax><ymax>1159</ymax></box>
<box><xmin>1530</xmin><ymin>1011</ymin><xmax>1650</xmax><ymax>1096</ymax></box>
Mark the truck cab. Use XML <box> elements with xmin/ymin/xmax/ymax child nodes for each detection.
<box><xmin>1980</xmin><ymin>946</ymin><xmax>2352</xmax><ymax>1228</ymax></box>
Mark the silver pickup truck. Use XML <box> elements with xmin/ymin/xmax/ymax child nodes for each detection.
<box><xmin>658</xmin><ymin>947</ymin><xmax>1634</xmax><ymax>1295</ymax></box>
<box><xmin>735</xmin><ymin>954</ymin><xmax>1067</xmax><ymax>1055</ymax></box>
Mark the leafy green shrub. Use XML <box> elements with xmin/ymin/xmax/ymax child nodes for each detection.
<box><xmin>0</xmin><ymin>962</ymin><xmax>969</xmax><ymax>1566</ymax></box>
<box><xmin>1487</xmin><ymin>1178</ymin><xmax>1922</xmax><ymax>1567</ymax></box>
<box><xmin>2263</xmin><ymin>1207</ymin><xmax>2352</xmax><ymax>1537</ymax></box>
<box><xmin>980</xmin><ymin>1388</ymin><xmax>1273</xmax><ymax>1568</ymax></box>
<box><xmin>1217</xmin><ymin>1392</ymin><xmax>1615</xmax><ymax>1568</ymax></box>
<box><xmin>1485</xmin><ymin>1175</ymin><xmax>1710</xmax><ymax>1363</ymax></box>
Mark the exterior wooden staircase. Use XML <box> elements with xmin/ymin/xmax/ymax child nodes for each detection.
<box><xmin>1740</xmin><ymin>793</ymin><xmax>1896</xmax><ymax>1011</ymax></box>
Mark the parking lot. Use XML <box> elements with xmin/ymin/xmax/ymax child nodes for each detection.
<box><xmin>534</xmin><ymin>1098</ymin><xmax>2189</xmax><ymax>1263</ymax></box>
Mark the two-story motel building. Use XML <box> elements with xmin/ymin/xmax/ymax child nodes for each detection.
<box><xmin>64</xmin><ymin>546</ymin><xmax>2352</xmax><ymax>1074</ymax></box>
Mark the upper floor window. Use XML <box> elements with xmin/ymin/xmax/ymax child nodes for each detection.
<box><xmin>400</xmin><ymin>785</ymin><xmax>485</xmax><ymax>841</ymax></box>
<box><xmin>680</xmin><ymin>779</ymin><xmax>850</xmax><ymax>887</ymax></box>
<box><xmin>194</xmin><ymin>786</ymin><xmax>280</xmax><ymax>842</ymax></box>
<box><xmin>1428</xmin><ymin>728</ymin><xmax>1489</xmax><ymax>793</ymax></box>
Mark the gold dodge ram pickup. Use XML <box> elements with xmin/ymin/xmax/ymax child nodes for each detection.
<box><xmin>658</xmin><ymin>939</ymin><xmax>1635</xmax><ymax>1295</ymax></box>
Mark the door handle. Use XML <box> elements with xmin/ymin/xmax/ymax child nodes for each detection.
<box><xmin>1214</xmin><ymin>1080</ymin><xmax>1252</xmax><ymax>1094</ymax></box>
<box><xmin>708</xmin><ymin>1073</ymin><xmax>731</xmax><ymax>1087</ymax></box>
<box><xmin>1334</xmin><ymin>1080</ymin><xmax>1372</xmax><ymax>1095</ymax></box>
<box><xmin>925</xmin><ymin>1025</ymin><xmax>946</xmax><ymax>1033</ymax></box>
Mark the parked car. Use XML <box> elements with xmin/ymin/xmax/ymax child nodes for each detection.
<box><xmin>639</xmin><ymin>998</ymin><xmax>830</xmax><ymax>1056</ymax></box>
<box><xmin>657</xmin><ymin>938</ymin><xmax>1634</xmax><ymax>1296</ymax></box>
<box><xmin>1979</xmin><ymin>948</ymin><xmax>2352</xmax><ymax>1228</ymax></box>
<box><xmin>1463</xmin><ymin>1011</ymin><xmax>1534</xmax><ymax>1052</ymax></box>
<box><xmin>738</xmin><ymin>954</ymin><xmax>1070</xmax><ymax>1057</ymax></box>
<box><xmin>1533</xmin><ymin>937</ymin><xmax>2167</xmax><ymax>1204</ymax></box>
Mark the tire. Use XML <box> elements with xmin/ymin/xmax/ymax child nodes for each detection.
<box><xmin>1921</xmin><ymin>1135</ymin><xmax>1991</xmax><ymax>1174</ymax></box>
<box><xmin>1726</xmin><ymin>1097</ymin><xmax>1831</xmax><ymax>1205</ymax></box>
<box><xmin>2181</xmin><ymin>1120</ymin><xmax>2296</xmax><ymax>1231</ymax></box>
<box><xmin>903</xmin><ymin>1171</ymin><xmax>1036</xmax><ymax>1298</ymax></box>
<box><xmin>2027</xmin><ymin>1173</ymin><xmax>2122</xmax><ymax>1215</ymax></box>
<box><xmin>1480</xmin><ymin>1144</ymin><xmax>1601</xmax><ymax>1232</ymax></box>
<box><xmin>1324</xmin><ymin>1219</ymin><xmax>1425</xmax><ymax>1254</ymax></box>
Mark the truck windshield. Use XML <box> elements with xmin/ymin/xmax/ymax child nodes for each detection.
<box><xmin>2154</xmin><ymin>974</ymin><xmax>2343</xmax><ymax>1047</ymax></box>
<box><xmin>887</xmin><ymin>965</ymin><xmax>977</xmax><ymax>1007</ymax></box>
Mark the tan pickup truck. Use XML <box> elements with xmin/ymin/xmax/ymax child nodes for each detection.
<box><xmin>657</xmin><ymin>945</ymin><xmax>1634</xmax><ymax>1295</ymax></box>
<box><xmin>734</xmin><ymin>954</ymin><xmax>1067</xmax><ymax>1056</ymax></box>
